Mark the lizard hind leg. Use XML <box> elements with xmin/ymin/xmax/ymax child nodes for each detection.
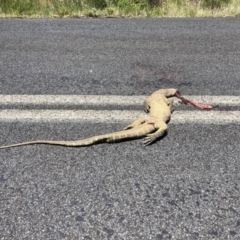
<box><xmin>143</xmin><ymin>122</ymin><xmax>168</xmax><ymax>146</ymax></box>
<box><xmin>123</xmin><ymin>117</ymin><xmax>149</xmax><ymax>130</ymax></box>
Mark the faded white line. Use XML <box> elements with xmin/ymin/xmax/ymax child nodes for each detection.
<box><xmin>0</xmin><ymin>110</ymin><xmax>239</xmax><ymax>124</ymax></box>
<box><xmin>1</xmin><ymin>95</ymin><xmax>239</xmax><ymax>124</ymax></box>
<box><xmin>0</xmin><ymin>95</ymin><xmax>240</xmax><ymax>106</ymax></box>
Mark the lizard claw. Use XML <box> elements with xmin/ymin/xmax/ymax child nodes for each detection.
<box><xmin>143</xmin><ymin>135</ymin><xmax>155</xmax><ymax>146</ymax></box>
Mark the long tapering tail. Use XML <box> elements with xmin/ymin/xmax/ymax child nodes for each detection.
<box><xmin>0</xmin><ymin>123</ymin><xmax>156</xmax><ymax>149</ymax></box>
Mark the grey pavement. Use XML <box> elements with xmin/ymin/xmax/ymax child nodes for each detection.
<box><xmin>1</xmin><ymin>18</ymin><xmax>240</xmax><ymax>96</ymax></box>
<box><xmin>0</xmin><ymin>18</ymin><xmax>240</xmax><ymax>239</ymax></box>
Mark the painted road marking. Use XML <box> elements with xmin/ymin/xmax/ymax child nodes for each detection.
<box><xmin>0</xmin><ymin>110</ymin><xmax>239</xmax><ymax>124</ymax></box>
<box><xmin>0</xmin><ymin>95</ymin><xmax>240</xmax><ymax>106</ymax></box>
<box><xmin>0</xmin><ymin>95</ymin><xmax>239</xmax><ymax>124</ymax></box>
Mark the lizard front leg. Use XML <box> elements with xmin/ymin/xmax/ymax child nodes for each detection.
<box><xmin>168</xmin><ymin>98</ymin><xmax>174</xmax><ymax>113</ymax></box>
<box><xmin>143</xmin><ymin>99</ymin><xmax>150</xmax><ymax>113</ymax></box>
<box><xmin>143</xmin><ymin>121</ymin><xmax>168</xmax><ymax>146</ymax></box>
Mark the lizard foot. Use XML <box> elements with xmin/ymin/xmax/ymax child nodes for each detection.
<box><xmin>143</xmin><ymin>124</ymin><xmax>167</xmax><ymax>146</ymax></box>
<box><xmin>143</xmin><ymin>134</ymin><xmax>157</xmax><ymax>146</ymax></box>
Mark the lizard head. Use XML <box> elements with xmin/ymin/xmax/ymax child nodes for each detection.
<box><xmin>153</xmin><ymin>88</ymin><xmax>178</xmax><ymax>98</ymax></box>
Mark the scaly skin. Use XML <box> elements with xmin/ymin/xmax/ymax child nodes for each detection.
<box><xmin>1</xmin><ymin>88</ymin><xmax>210</xmax><ymax>149</ymax></box>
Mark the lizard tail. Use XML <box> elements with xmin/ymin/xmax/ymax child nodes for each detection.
<box><xmin>0</xmin><ymin>124</ymin><xmax>155</xmax><ymax>149</ymax></box>
<box><xmin>0</xmin><ymin>133</ymin><xmax>114</xmax><ymax>149</ymax></box>
<box><xmin>0</xmin><ymin>140</ymin><xmax>79</xmax><ymax>149</ymax></box>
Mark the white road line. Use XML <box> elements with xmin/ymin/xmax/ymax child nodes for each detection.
<box><xmin>1</xmin><ymin>95</ymin><xmax>239</xmax><ymax>123</ymax></box>
<box><xmin>0</xmin><ymin>110</ymin><xmax>239</xmax><ymax>124</ymax></box>
<box><xmin>0</xmin><ymin>95</ymin><xmax>240</xmax><ymax>106</ymax></box>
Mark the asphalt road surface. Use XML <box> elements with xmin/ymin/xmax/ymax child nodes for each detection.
<box><xmin>0</xmin><ymin>18</ymin><xmax>240</xmax><ymax>239</ymax></box>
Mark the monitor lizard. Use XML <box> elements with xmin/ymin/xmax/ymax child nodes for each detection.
<box><xmin>0</xmin><ymin>88</ymin><xmax>212</xmax><ymax>149</ymax></box>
